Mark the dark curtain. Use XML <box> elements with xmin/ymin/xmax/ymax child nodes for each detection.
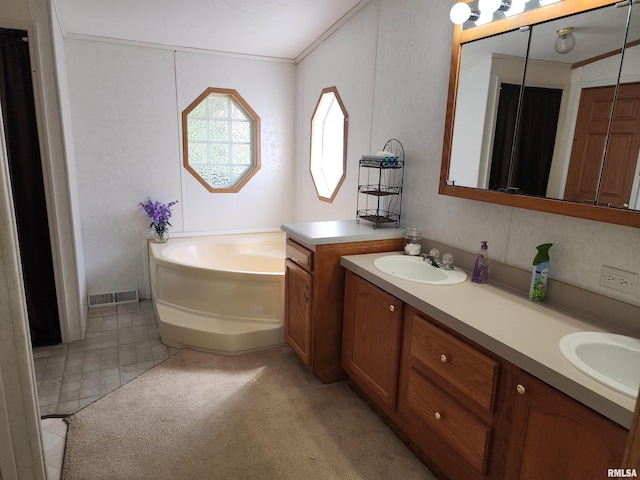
<box><xmin>0</xmin><ymin>28</ymin><xmax>61</xmax><ymax>346</ymax></box>
<box><xmin>512</xmin><ymin>86</ymin><xmax>563</xmax><ymax>196</ymax></box>
<box><xmin>489</xmin><ymin>84</ymin><xmax>520</xmax><ymax>191</ymax></box>
<box><xmin>489</xmin><ymin>83</ymin><xmax>563</xmax><ymax>196</ymax></box>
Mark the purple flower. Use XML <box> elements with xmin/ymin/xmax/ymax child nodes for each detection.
<box><xmin>139</xmin><ymin>198</ymin><xmax>178</xmax><ymax>234</ymax></box>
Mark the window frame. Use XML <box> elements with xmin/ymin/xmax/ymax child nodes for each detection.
<box><xmin>182</xmin><ymin>87</ymin><xmax>261</xmax><ymax>193</ymax></box>
<box><xmin>309</xmin><ymin>86</ymin><xmax>349</xmax><ymax>203</ymax></box>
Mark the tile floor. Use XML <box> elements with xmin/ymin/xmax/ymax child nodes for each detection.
<box><xmin>34</xmin><ymin>300</ymin><xmax>179</xmax><ymax>479</ymax></box>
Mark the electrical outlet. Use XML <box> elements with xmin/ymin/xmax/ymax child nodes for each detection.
<box><xmin>599</xmin><ymin>266</ymin><xmax>638</xmax><ymax>294</ymax></box>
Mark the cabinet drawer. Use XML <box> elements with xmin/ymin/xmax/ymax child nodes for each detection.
<box><xmin>286</xmin><ymin>239</ymin><xmax>313</xmax><ymax>272</ymax></box>
<box><xmin>406</xmin><ymin>368</ymin><xmax>492</xmax><ymax>474</ymax></box>
<box><xmin>409</xmin><ymin>313</ymin><xmax>499</xmax><ymax>412</ymax></box>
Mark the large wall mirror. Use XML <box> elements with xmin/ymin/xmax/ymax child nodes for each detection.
<box><xmin>441</xmin><ymin>0</ymin><xmax>640</xmax><ymax>227</ymax></box>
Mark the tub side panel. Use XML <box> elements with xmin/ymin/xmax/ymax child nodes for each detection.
<box><xmin>156</xmin><ymin>264</ymin><xmax>283</xmax><ymax>322</ymax></box>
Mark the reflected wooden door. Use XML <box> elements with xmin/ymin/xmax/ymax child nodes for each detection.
<box><xmin>564</xmin><ymin>83</ymin><xmax>640</xmax><ymax>206</ymax></box>
<box><xmin>599</xmin><ymin>82</ymin><xmax>640</xmax><ymax>207</ymax></box>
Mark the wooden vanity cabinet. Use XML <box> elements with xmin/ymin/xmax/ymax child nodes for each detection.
<box><xmin>342</xmin><ymin>270</ymin><xmax>403</xmax><ymax>410</ymax></box>
<box><xmin>503</xmin><ymin>369</ymin><xmax>628</xmax><ymax>480</ymax></box>
<box><xmin>340</xmin><ymin>271</ymin><xmax>629</xmax><ymax>480</ymax></box>
<box><xmin>398</xmin><ymin>305</ymin><xmax>503</xmax><ymax>480</ymax></box>
<box><xmin>284</xmin><ymin>235</ymin><xmax>404</xmax><ymax>383</ymax></box>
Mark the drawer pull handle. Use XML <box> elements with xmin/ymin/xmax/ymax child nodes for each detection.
<box><xmin>304</xmin><ymin>284</ymin><xmax>309</xmax><ymax>305</ymax></box>
<box><xmin>516</xmin><ymin>384</ymin><xmax>526</xmax><ymax>395</ymax></box>
<box><xmin>440</xmin><ymin>354</ymin><xmax>447</xmax><ymax>363</ymax></box>
<box><xmin>389</xmin><ymin>305</ymin><xmax>395</xmax><ymax>312</ymax></box>
<box><xmin>434</xmin><ymin>412</ymin><xmax>442</xmax><ymax>420</ymax></box>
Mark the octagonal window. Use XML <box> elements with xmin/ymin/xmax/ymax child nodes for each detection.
<box><xmin>310</xmin><ymin>87</ymin><xmax>348</xmax><ymax>202</ymax></box>
<box><xmin>182</xmin><ymin>88</ymin><xmax>260</xmax><ymax>192</ymax></box>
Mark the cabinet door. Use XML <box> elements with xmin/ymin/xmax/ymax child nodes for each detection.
<box><xmin>284</xmin><ymin>259</ymin><xmax>312</xmax><ymax>366</ymax></box>
<box><xmin>342</xmin><ymin>271</ymin><xmax>402</xmax><ymax>409</ymax></box>
<box><xmin>505</xmin><ymin>370</ymin><xmax>628</xmax><ymax>480</ymax></box>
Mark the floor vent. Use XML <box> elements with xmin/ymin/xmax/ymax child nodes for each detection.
<box><xmin>89</xmin><ymin>289</ymin><xmax>139</xmax><ymax>308</ymax></box>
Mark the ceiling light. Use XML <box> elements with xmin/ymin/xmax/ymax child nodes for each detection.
<box><xmin>555</xmin><ymin>26</ymin><xmax>576</xmax><ymax>54</ymax></box>
<box><xmin>449</xmin><ymin>2</ymin><xmax>480</xmax><ymax>24</ymax></box>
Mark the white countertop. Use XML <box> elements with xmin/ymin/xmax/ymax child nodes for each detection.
<box><xmin>281</xmin><ymin>220</ymin><xmax>406</xmax><ymax>245</ymax></box>
<box><xmin>341</xmin><ymin>251</ymin><xmax>637</xmax><ymax>428</ymax></box>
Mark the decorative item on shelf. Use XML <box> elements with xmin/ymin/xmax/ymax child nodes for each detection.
<box><xmin>139</xmin><ymin>197</ymin><xmax>178</xmax><ymax>243</ymax></box>
<box><xmin>356</xmin><ymin>139</ymin><xmax>405</xmax><ymax>229</ymax></box>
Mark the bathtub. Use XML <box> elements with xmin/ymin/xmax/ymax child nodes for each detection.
<box><xmin>148</xmin><ymin>231</ymin><xmax>286</xmax><ymax>355</ymax></box>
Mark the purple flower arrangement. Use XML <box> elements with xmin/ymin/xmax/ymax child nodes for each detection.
<box><xmin>139</xmin><ymin>198</ymin><xmax>178</xmax><ymax>240</ymax></box>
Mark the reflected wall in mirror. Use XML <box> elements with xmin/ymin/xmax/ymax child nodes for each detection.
<box><xmin>441</xmin><ymin>0</ymin><xmax>640</xmax><ymax>227</ymax></box>
<box><xmin>449</xmin><ymin>28</ymin><xmax>529</xmax><ymax>190</ymax></box>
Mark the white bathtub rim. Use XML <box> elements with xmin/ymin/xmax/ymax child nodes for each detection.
<box><xmin>150</xmin><ymin>227</ymin><xmax>282</xmax><ymax>240</ymax></box>
<box><xmin>150</xmin><ymin>231</ymin><xmax>286</xmax><ymax>275</ymax></box>
<box><xmin>154</xmin><ymin>258</ymin><xmax>284</xmax><ymax>278</ymax></box>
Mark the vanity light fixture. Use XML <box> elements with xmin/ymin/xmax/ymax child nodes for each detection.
<box><xmin>505</xmin><ymin>0</ymin><xmax>526</xmax><ymax>16</ymax></box>
<box><xmin>555</xmin><ymin>26</ymin><xmax>576</xmax><ymax>54</ymax></box>
<box><xmin>450</xmin><ymin>1</ymin><xmax>481</xmax><ymax>24</ymax></box>
<box><xmin>478</xmin><ymin>0</ymin><xmax>512</xmax><ymax>14</ymax></box>
<box><xmin>450</xmin><ymin>0</ymin><xmax>566</xmax><ymax>26</ymax></box>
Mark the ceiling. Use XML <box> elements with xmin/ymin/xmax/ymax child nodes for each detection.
<box><xmin>464</xmin><ymin>4</ymin><xmax>638</xmax><ymax>64</ymax></box>
<box><xmin>53</xmin><ymin>0</ymin><xmax>368</xmax><ymax>62</ymax></box>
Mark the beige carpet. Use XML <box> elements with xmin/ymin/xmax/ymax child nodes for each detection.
<box><xmin>62</xmin><ymin>347</ymin><xmax>436</xmax><ymax>479</ymax></box>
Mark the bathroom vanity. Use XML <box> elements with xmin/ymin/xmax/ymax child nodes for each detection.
<box><xmin>281</xmin><ymin>220</ymin><xmax>405</xmax><ymax>383</ymax></box>
<box><xmin>341</xmin><ymin>252</ymin><xmax>634</xmax><ymax>480</ymax></box>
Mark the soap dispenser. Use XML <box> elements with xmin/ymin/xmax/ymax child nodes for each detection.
<box><xmin>472</xmin><ymin>241</ymin><xmax>489</xmax><ymax>284</ymax></box>
<box><xmin>529</xmin><ymin>243</ymin><xmax>553</xmax><ymax>302</ymax></box>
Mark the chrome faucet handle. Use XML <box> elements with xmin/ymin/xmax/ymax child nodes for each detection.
<box><xmin>442</xmin><ymin>253</ymin><xmax>454</xmax><ymax>270</ymax></box>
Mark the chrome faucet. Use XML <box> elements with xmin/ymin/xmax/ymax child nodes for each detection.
<box><xmin>423</xmin><ymin>253</ymin><xmax>454</xmax><ymax>270</ymax></box>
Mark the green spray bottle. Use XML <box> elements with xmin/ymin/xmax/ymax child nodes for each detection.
<box><xmin>529</xmin><ymin>243</ymin><xmax>552</xmax><ymax>302</ymax></box>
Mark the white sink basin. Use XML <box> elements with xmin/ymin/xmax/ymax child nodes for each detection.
<box><xmin>373</xmin><ymin>255</ymin><xmax>467</xmax><ymax>285</ymax></box>
<box><xmin>559</xmin><ymin>332</ymin><xmax>640</xmax><ymax>399</ymax></box>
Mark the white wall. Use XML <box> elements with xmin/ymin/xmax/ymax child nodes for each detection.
<box><xmin>294</xmin><ymin>0</ymin><xmax>379</xmax><ymax>221</ymax></box>
<box><xmin>175</xmin><ymin>52</ymin><xmax>295</xmax><ymax>232</ymax></box>
<box><xmin>295</xmin><ymin>0</ymin><xmax>640</xmax><ymax>307</ymax></box>
<box><xmin>449</xmin><ymin>56</ymin><xmax>492</xmax><ymax>188</ymax></box>
<box><xmin>64</xmin><ymin>40</ymin><xmax>295</xmax><ymax>297</ymax></box>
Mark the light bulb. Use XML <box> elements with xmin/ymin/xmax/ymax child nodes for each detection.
<box><xmin>450</xmin><ymin>2</ymin><xmax>472</xmax><ymax>24</ymax></box>
<box><xmin>479</xmin><ymin>0</ymin><xmax>501</xmax><ymax>13</ymax></box>
<box><xmin>505</xmin><ymin>0</ymin><xmax>525</xmax><ymax>16</ymax></box>
<box><xmin>475</xmin><ymin>11</ymin><xmax>494</xmax><ymax>25</ymax></box>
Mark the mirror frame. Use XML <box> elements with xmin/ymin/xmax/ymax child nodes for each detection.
<box><xmin>440</xmin><ymin>0</ymin><xmax>640</xmax><ymax>228</ymax></box>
